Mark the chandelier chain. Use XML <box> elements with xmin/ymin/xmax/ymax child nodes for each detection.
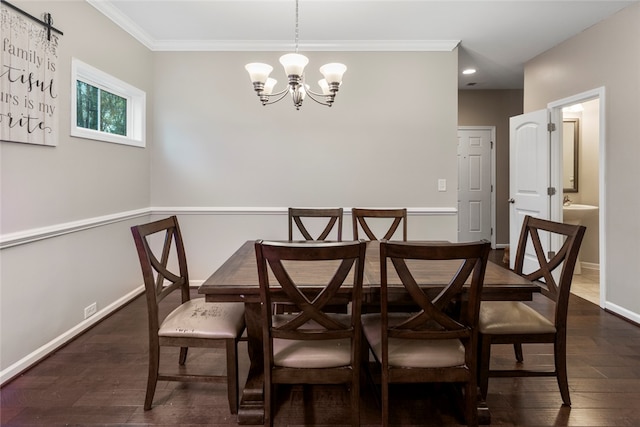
<box><xmin>294</xmin><ymin>0</ymin><xmax>299</xmax><ymax>53</ymax></box>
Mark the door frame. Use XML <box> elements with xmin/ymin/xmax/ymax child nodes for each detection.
<box><xmin>548</xmin><ymin>87</ymin><xmax>606</xmax><ymax>308</ymax></box>
<box><xmin>457</xmin><ymin>126</ymin><xmax>496</xmax><ymax>248</ymax></box>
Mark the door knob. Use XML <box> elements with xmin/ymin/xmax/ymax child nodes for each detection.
<box><xmin>508</xmin><ymin>198</ymin><xmax>515</xmax><ymax>204</ymax></box>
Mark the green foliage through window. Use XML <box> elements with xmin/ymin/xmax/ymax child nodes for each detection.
<box><xmin>76</xmin><ymin>81</ymin><xmax>127</xmax><ymax>136</ymax></box>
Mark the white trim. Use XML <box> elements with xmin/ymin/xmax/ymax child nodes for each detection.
<box><xmin>84</xmin><ymin>2</ymin><xmax>459</xmax><ymax>53</ymax></box>
<box><xmin>1</xmin><ymin>206</ymin><xmax>456</xmax><ymax>248</ymax></box>
<box><xmin>581</xmin><ymin>261</ymin><xmax>600</xmax><ymax>272</ymax></box>
<box><xmin>605</xmin><ymin>301</ymin><xmax>640</xmax><ymax>326</ymax></box>
<box><xmin>0</xmin><ymin>285</ymin><xmax>145</xmax><ymax>385</ymax></box>
<box><xmin>548</xmin><ymin>87</ymin><xmax>606</xmax><ymax>309</ymax></box>
<box><xmin>149</xmin><ymin>39</ymin><xmax>461</xmax><ymax>52</ymax></box>
<box><xmin>71</xmin><ymin>58</ymin><xmax>146</xmax><ymax>147</ymax></box>
<box><xmin>155</xmin><ymin>206</ymin><xmax>457</xmax><ymax>216</ymax></box>
<box><xmin>86</xmin><ymin>0</ymin><xmax>156</xmax><ymax>49</ymax></box>
<box><xmin>0</xmin><ymin>208</ymin><xmax>151</xmax><ymax>249</ymax></box>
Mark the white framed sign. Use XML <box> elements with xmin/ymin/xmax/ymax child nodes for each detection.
<box><xmin>1</xmin><ymin>3</ymin><xmax>60</xmax><ymax>146</ymax></box>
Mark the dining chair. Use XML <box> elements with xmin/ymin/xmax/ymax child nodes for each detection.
<box><xmin>351</xmin><ymin>208</ymin><xmax>407</xmax><ymax>241</ymax></box>
<box><xmin>131</xmin><ymin>216</ymin><xmax>246</xmax><ymax>413</ymax></box>
<box><xmin>361</xmin><ymin>240</ymin><xmax>491</xmax><ymax>427</ymax></box>
<box><xmin>282</xmin><ymin>208</ymin><xmax>346</xmax><ymax>314</ymax></box>
<box><xmin>288</xmin><ymin>207</ymin><xmax>343</xmax><ymax>241</ymax></box>
<box><xmin>478</xmin><ymin>215</ymin><xmax>586</xmax><ymax>406</ymax></box>
<box><xmin>255</xmin><ymin>239</ymin><xmax>367</xmax><ymax>427</ymax></box>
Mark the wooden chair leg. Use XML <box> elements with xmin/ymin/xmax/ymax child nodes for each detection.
<box><xmin>226</xmin><ymin>339</ymin><xmax>239</xmax><ymax>414</ymax></box>
<box><xmin>145</xmin><ymin>344</ymin><xmax>160</xmax><ymax>410</ymax></box>
<box><xmin>478</xmin><ymin>335</ymin><xmax>491</xmax><ymax>399</ymax></box>
<box><xmin>513</xmin><ymin>343</ymin><xmax>523</xmax><ymax>362</ymax></box>
<box><xmin>179</xmin><ymin>347</ymin><xmax>188</xmax><ymax>365</ymax></box>
<box><xmin>465</xmin><ymin>381</ymin><xmax>479</xmax><ymax>427</ymax></box>
<box><xmin>555</xmin><ymin>340</ymin><xmax>571</xmax><ymax>406</ymax></box>
<box><xmin>381</xmin><ymin>373</ymin><xmax>389</xmax><ymax>427</ymax></box>
<box><xmin>351</xmin><ymin>376</ymin><xmax>360</xmax><ymax>427</ymax></box>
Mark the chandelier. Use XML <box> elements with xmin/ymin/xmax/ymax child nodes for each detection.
<box><xmin>245</xmin><ymin>0</ymin><xmax>347</xmax><ymax>110</ymax></box>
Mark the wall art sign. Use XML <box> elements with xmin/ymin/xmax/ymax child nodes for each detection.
<box><xmin>1</xmin><ymin>2</ymin><xmax>61</xmax><ymax>146</ymax></box>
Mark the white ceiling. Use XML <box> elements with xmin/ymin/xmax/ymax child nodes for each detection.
<box><xmin>88</xmin><ymin>0</ymin><xmax>638</xmax><ymax>89</ymax></box>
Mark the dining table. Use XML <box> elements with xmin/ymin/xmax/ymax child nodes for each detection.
<box><xmin>198</xmin><ymin>239</ymin><xmax>539</xmax><ymax>425</ymax></box>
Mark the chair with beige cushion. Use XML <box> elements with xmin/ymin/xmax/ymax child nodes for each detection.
<box><xmin>351</xmin><ymin>208</ymin><xmax>407</xmax><ymax>241</ymax></box>
<box><xmin>255</xmin><ymin>239</ymin><xmax>367</xmax><ymax>427</ymax></box>
<box><xmin>362</xmin><ymin>240</ymin><xmax>491</xmax><ymax>427</ymax></box>
<box><xmin>478</xmin><ymin>215</ymin><xmax>586</xmax><ymax>406</ymax></box>
<box><xmin>289</xmin><ymin>207</ymin><xmax>343</xmax><ymax>241</ymax></box>
<box><xmin>131</xmin><ymin>216</ymin><xmax>246</xmax><ymax>413</ymax></box>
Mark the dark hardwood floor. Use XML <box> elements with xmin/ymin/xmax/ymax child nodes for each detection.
<box><xmin>2</xmin><ymin>250</ymin><xmax>640</xmax><ymax>426</ymax></box>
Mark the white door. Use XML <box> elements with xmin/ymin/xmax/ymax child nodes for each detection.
<box><xmin>457</xmin><ymin>128</ymin><xmax>493</xmax><ymax>243</ymax></box>
<box><xmin>509</xmin><ymin>110</ymin><xmax>551</xmax><ymax>272</ymax></box>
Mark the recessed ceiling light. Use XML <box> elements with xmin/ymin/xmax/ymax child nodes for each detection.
<box><xmin>462</xmin><ymin>68</ymin><xmax>477</xmax><ymax>75</ymax></box>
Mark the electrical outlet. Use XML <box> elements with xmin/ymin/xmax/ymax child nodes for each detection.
<box><xmin>84</xmin><ymin>302</ymin><xmax>97</xmax><ymax>319</ymax></box>
<box><xmin>438</xmin><ymin>179</ymin><xmax>447</xmax><ymax>192</ymax></box>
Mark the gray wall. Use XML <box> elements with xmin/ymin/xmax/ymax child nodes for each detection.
<box><xmin>1</xmin><ymin>1</ymin><xmax>153</xmax><ymax>381</ymax></box>
<box><xmin>524</xmin><ymin>3</ymin><xmax>640</xmax><ymax>319</ymax></box>
<box><xmin>151</xmin><ymin>51</ymin><xmax>458</xmax><ymax>208</ymax></box>
<box><xmin>150</xmin><ymin>50</ymin><xmax>460</xmax><ymax>279</ymax></box>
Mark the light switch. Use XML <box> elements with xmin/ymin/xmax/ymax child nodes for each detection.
<box><xmin>438</xmin><ymin>179</ymin><xmax>447</xmax><ymax>192</ymax></box>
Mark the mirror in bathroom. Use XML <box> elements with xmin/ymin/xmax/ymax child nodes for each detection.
<box><xmin>563</xmin><ymin>118</ymin><xmax>579</xmax><ymax>193</ymax></box>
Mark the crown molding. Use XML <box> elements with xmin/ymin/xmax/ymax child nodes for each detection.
<box><xmin>149</xmin><ymin>39</ymin><xmax>460</xmax><ymax>52</ymax></box>
<box><xmin>87</xmin><ymin>0</ymin><xmax>156</xmax><ymax>49</ymax></box>
<box><xmin>86</xmin><ymin>1</ymin><xmax>458</xmax><ymax>52</ymax></box>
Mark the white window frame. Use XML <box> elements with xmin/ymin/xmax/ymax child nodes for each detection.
<box><xmin>71</xmin><ymin>58</ymin><xmax>146</xmax><ymax>147</ymax></box>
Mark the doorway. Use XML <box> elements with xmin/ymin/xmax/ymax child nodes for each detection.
<box><xmin>457</xmin><ymin>126</ymin><xmax>495</xmax><ymax>247</ymax></box>
<box><xmin>508</xmin><ymin>87</ymin><xmax>605</xmax><ymax>307</ymax></box>
<box><xmin>550</xmin><ymin>90</ymin><xmax>604</xmax><ymax>307</ymax></box>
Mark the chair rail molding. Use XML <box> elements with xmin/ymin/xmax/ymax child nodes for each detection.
<box><xmin>0</xmin><ymin>208</ymin><xmax>152</xmax><ymax>249</ymax></box>
<box><xmin>153</xmin><ymin>206</ymin><xmax>457</xmax><ymax>216</ymax></box>
<box><xmin>0</xmin><ymin>206</ymin><xmax>457</xmax><ymax>249</ymax></box>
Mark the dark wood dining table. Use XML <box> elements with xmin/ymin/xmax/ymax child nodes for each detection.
<box><xmin>198</xmin><ymin>240</ymin><xmax>539</xmax><ymax>425</ymax></box>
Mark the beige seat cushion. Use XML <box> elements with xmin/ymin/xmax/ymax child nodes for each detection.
<box><xmin>272</xmin><ymin>313</ymin><xmax>352</xmax><ymax>369</ymax></box>
<box><xmin>479</xmin><ymin>301</ymin><xmax>556</xmax><ymax>334</ymax></box>
<box><xmin>159</xmin><ymin>299</ymin><xmax>245</xmax><ymax>339</ymax></box>
<box><xmin>273</xmin><ymin>338</ymin><xmax>351</xmax><ymax>368</ymax></box>
<box><xmin>361</xmin><ymin>313</ymin><xmax>465</xmax><ymax>368</ymax></box>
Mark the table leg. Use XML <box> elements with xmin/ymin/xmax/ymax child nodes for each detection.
<box><xmin>237</xmin><ymin>302</ymin><xmax>265</xmax><ymax>425</ymax></box>
<box><xmin>477</xmin><ymin>393</ymin><xmax>491</xmax><ymax>425</ymax></box>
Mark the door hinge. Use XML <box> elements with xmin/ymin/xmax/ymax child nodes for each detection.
<box><xmin>548</xmin><ymin>122</ymin><xmax>557</xmax><ymax>132</ymax></box>
<box><xmin>491</xmin><ymin>140</ymin><xmax>494</xmax><ymax>149</ymax></box>
<box><xmin>491</xmin><ymin>227</ymin><xmax>494</xmax><ymax>236</ymax></box>
<box><xmin>547</xmin><ymin>187</ymin><xmax>556</xmax><ymax>196</ymax></box>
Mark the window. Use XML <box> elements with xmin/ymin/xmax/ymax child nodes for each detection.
<box><xmin>71</xmin><ymin>58</ymin><xmax>145</xmax><ymax>147</ymax></box>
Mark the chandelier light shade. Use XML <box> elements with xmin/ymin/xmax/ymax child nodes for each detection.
<box><xmin>245</xmin><ymin>0</ymin><xmax>347</xmax><ymax>110</ymax></box>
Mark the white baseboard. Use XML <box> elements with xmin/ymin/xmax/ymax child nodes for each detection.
<box><xmin>0</xmin><ymin>286</ymin><xmax>145</xmax><ymax>385</ymax></box>
<box><xmin>581</xmin><ymin>261</ymin><xmax>600</xmax><ymax>272</ymax></box>
<box><xmin>605</xmin><ymin>301</ymin><xmax>640</xmax><ymax>325</ymax></box>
